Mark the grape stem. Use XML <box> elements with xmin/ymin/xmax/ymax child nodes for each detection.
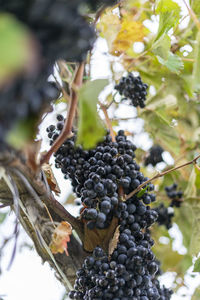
<box><xmin>126</xmin><ymin>153</ymin><xmax>200</xmax><ymax>200</ymax></box>
<box><xmin>40</xmin><ymin>62</ymin><xmax>85</xmax><ymax>166</ymax></box>
<box><xmin>100</xmin><ymin>103</ymin><xmax>116</xmax><ymax>142</ymax></box>
<box><xmin>182</xmin><ymin>0</ymin><xmax>200</xmax><ymax>31</ymax></box>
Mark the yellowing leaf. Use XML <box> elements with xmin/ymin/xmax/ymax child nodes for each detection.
<box><xmin>112</xmin><ymin>17</ymin><xmax>146</xmax><ymax>55</ymax></box>
<box><xmin>97</xmin><ymin>9</ymin><xmax>121</xmax><ymax>49</ymax></box>
<box><xmin>50</xmin><ymin>221</ymin><xmax>72</xmax><ymax>256</ymax></box>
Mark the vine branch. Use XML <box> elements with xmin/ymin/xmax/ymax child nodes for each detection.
<box><xmin>40</xmin><ymin>62</ymin><xmax>85</xmax><ymax>166</ymax></box>
<box><xmin>100</xmin><ymin>104</ymin><xmax>115</xmax><ymax>142</ymax></box>
<box><xmin>126</xmin><ymin>153</ymin><xmax>200</xmax><ymax>200</ymax></box>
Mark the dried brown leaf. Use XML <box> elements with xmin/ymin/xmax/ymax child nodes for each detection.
<box><xmin>83</xmin><ymin>217</ymin><xmax>118</xmax><ymax>252</ymax></box>
<box><xmin>49</xmin><ymin>221</ymin><xmax>72</xmax><ymax>256</ymax></box>
<box><xmin>108</xmin><ymin>225</ymin><xmax>120</xmax><ymax>256</ymax></box>
<box><xmin>42</xmin><ymin>163</ymin><xmax>61</xmax><ymax>195</ymax></box>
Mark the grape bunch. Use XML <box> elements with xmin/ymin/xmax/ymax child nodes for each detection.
<box><xmin>0</xmin><ymin>72</ymin><xmax>60</xmax><ymax>141</ymax></box>
<box><xmin>83</xmin><ymin>0</ymin><xmax>118</xmax><ymax>10</ymax></box>
<box><xmin>48</xmin><ymin>118</ymin><xmax>173</xmax><ymax>299</ymax></box>
<box><xmin>0</xmin><ymin>0</ymin><xmax>118</xmax><ymax>142</ymax></box>
<box><xmin>144</xmin><ymin>145</ymin><xmax>164</xmax><ymax>166</ymax></box>
<box><xmin>68</xmin><ymin>197</ymin><xmax>172</xmax><ymax>299</ymax></box>
<box><xmin>47</xmin><ymin>116</ymin><xmax>157</xmax><ymax>229</ymax></box>
<box><xmin>154</xmin><ymin>203</ymin><xmax>174</xmax><ymax>229</ymax></box>
<box><xmin>0</xmin><ymin>0</ymin><xmax>95</xmax><ymax>63</ymax></box>
<box><xmin>115</xmin><ymin>73</ymin><xmax>148</xmax><ymax>108</ymax></box>
<box><xmin>165</xmin><ymin>183</ymin><xmax>183</xmax><ymax>207</ymax></box>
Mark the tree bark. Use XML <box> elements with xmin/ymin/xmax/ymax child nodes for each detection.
<box><xmin>0</xmin><ymin>148</ymin><xmax>87</xmax><ymax>290</ymax></box>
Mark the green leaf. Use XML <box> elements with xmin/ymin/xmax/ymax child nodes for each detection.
<box><xmin>192</xmin><ymin>287</ymin><xmax>200</xmax><ymax>300</ymax></box>
<box><xmin>157</xmin><ymin>53</ymin><xmax>184</xmax><ymax>74</ymax></box>
<box><xmin>6</xmin><ymin>117</ymin><xmax>37</xmax><ymax>149</ymax></box>
<box><xmin>192</xmin><ymin>0</ymin><xmax>200</xmax><ymax>16</ymax></box>
<box><xmin>185</xmin><ymin>168</ymin><xmax>197</xmax><ymax>198</ymax></box>
<box><xmin>195</xmin><ymin>167</ymin><xmax>200</xmax><ymax>189</ymax></box>
<box><xmin>193</xmin><ymin>257</ymin><xmax>200</xmax><ymax>272</ymax></box>
<box><xmin>152</xmin><ymin>34</ymin><xmax>171</xmax><ymax>60</ymax></box>
<box><xmin>136</xmin><ymin>186</ymin><xmax>148</xmax><ymax>198</ymax></box>
<box><xmin>181</xmin><ymin>198</ymin><xmax>200</xmax><ymax>256</ymax></box>
<box><xmin>0</xmin><ymin>13</ymin><xmax>34</xmax><ymax>85</ymax></box>
<box><xmin>0</xmin><ymin>212</ymin><xmax>7</xmax><ymax>223</ymax></box>
<box><xmin>192</xmin><ymin>31</ymin><xmax>200</xmax><ymax>92</ymax></box>
<box><xmin>77</xmin><ymin>79</ymin><xmax>108</xmax><ymax>149</ymax></box>
<box><xmin>155</xmin><ymin>0</ymin><xmax>181</xmax><ymax>40</ymax></box>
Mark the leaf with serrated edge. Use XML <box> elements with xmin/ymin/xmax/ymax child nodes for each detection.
<box><xmin>155</xmin><ymin>0</ymin><xmax>181</xmax><ymax>40</ymax></box>
<box><xmin>193</xmin><ymin>256</ymin><xmax>200</xmax><ymax>272</ymax></box>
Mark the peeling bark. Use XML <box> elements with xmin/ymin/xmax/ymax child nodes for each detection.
<box><xmin>0</xmin><ymin>148</ymin><xmax>87</xmax><ymax>290</ymax></box>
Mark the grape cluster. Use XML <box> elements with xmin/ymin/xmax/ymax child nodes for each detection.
<box><xmin>165</xmin><ymin>183</ymin><xmax>183</xmax><ymax>207</ymax></box>
<box><xmin>0</xmin><ymin>72</ymin><xmax>60</xmax><ymax>141</ymax></box>
<box><xmin>144</xmin><ymin>145</ymin><xmax>164</xmax><ymax>167</ymax></box>
<box><xmin>48</xmin><ymin>118</ymin><xmax>172</xmax><ymax>298</ymax></box>
<box><xmin>154</xmin><ymin>203</ymin><xmax>174</xmax><ymax>229</ymax></box>
<box><xmin>0</xmin><ymin>0</ymin><xmax>97</xmax><ymax>140</ymax></box>
<box><xmin>69</xmin><ymin>197</ymin><xmax>172</xmax><ymax>299</ymax></box>
<box><xmin>83</xmin><ymin>0</ymin><xmax>118</xmax><ymax>10</ymax></box>
<box><xmin>47</xmin><ymin>116</ymin><xmax>157</xmax><ymax>229</ymax></box>
<box><xmin>115</xmin><ymin>73</ymin><xmax>148</xmax><ymax>108</ymax></box>
<box><xmin>0</xmin><ymin>0</ymin><xmax>96</xmax><ymax>63</ymax></box>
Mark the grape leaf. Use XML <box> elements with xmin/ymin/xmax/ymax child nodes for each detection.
<box><xmin>192</xmin><ymin>287</ymin><xmax>200</xmax><ymax>299</ymax></box>
<box><xmin>157</xmin><ymin>53</ymin><xmax>184</xmax><ymax>74</ymax></box>
<box><xmin>155</xmin><ymin>0</ymin><xmax>181</xmax><ymax>40</ymax></box>
<box><xmin>97</xmin><ymin>8</ymin><xmax>121</xmax><ymax>50</ymax></box>
<box><xmin>0</xmin><ymin>13</ymin><xmax>37</xmax><ymax>85</ymax></box>
<box><xmin>6</xmin><ymin>116</ymin><xmax>37</xmax><ymax>149</ymax></box>
<box><xmin>112</xmin><ymin>17</ymin><xmax>147</xmax><ymax>55</ymax></box>
<box><xmin>179</xmin><ymin>198</ymin><xmax>200</xmax><ymax>256</ymax></box>
<box><xmin>185</xmin><ymin>168</ymin><xmax>197</xmax><ymax>198</ymax></box>
<box><xmin>192</xmin><ymin>0</ymin><xmax>200</xmax><ymax>15</ymax></box>
<box><xmin>151</xmin><ymin>225</ymin><xmax>192</xmax><ymax>275</ymax></box>
<box><xmin>192</xmin><ymin>31</ymin><xmax>200</xmax><ymax>92</ymax></box>
<box><xmin>77</xmin><ymin>79</ymin><xmax>108</xmax><ymax>149</ymax></box>
<box><xmin>152</xmin><ymin>34</ymin><xmax>171</xmax><ymax>60</ymax></box>
<box><xmin>193</xmin><ymin>256</ymin><xmax>200</xmax><ymax>272</ymax></box>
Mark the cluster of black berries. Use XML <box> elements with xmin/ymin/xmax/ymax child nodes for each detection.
<box><xmin>0</xmin><ymin>0</ymin><xmax>96</xmax><ymax>140</ymax></box>
<box><xmin>47</xmin><ymin>116</ymin><xmax>157</xmax><ymax>229</ymax></box>
<box><xmin>0</xmin><ymin>0</ymin><xmax>117</xmax><ymax>141</ymax></box>
<box><xmin>144</xmin><ymin>145</ymin><xmax>164</xmax><ymax>166</ymax></box>
<box><xmin>115</xmin><ymin>73</ymin><xmax>148</xmax><ymax>108</ymax></box>
<box><xmin>0</xmin><ymin>0</ymin><xmax>96</xmax><ymax>63</ymax></box>
<box><xmin>69</xmin><ymin>197</ymin><xmax>172</xmax><ymax>299</ymax></box>
<box><xmin>154</xmin><ymin>203</ymin><xmax>174</xmax><ymax>229</ymax></box>
<box><xmin>165</xmin><ymin>183</ymin><xmax>183</xmax><ymax>207</ymax></box>
<box><xmin>0</xmin><ymin>73</ymin><xmax>60</xmax><ymax>141</ymax></box>
<box><xmin>83</xmin><ymin>0</ymin><xmax>118</xmax><ymax>10</ymax></box>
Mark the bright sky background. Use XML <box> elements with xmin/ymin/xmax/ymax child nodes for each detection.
<box><xmin>1</xmin><ymin>0</ymin><xmax>200</xmax><ymax>299</ymax></box>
